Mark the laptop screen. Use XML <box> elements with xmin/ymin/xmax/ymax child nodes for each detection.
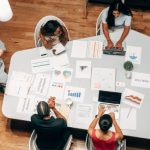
<box><xmin>98</xmin><ymin>90</ymin><xmax>121</xmax><ymax>104</ymax></box>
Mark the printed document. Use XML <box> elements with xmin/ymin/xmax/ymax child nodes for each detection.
<box><xmin>131</xmin><ymin>72</ymin><xmax>150</xmax><ymax>88</ymax></box>
<box><xmin>76</xmin><ymin>60</ymin><xmax>91</xmax><ymax>78</ymax></box>
<box><xmin>6</xmin><ymin>71</ymin><xmax>33</xmax><ymax>98</ymax></box>
<box><xmin>47</xmin><ymin>81</ymin><xmax>65</xmax><ymax>102</ymax></box>
<box><xmin>75</xmin><ymin>104</ymin><xmax>93</xmax><ymax>124</ymax></box>
<box><xmin>119</xmin><ymin>106</ymin><xmax>137</xmax><ymax>130</ymax></box>
<box><xmin>50</xmin><ymin>53</ymin><xmax>69</xmax><ymax>68</ymax></box>
<box><xmin>17</xmin><ymin>95</ymin><xmax>48</xmax><ymax>114</ymax></box>
<box><xmin>31</xmin><ymin>57</ymin><xmax>51</xmax><ymax>73</ymax></box>
<box><xmin>125</xmin><ymin>46</ymin><xmax>142</xmax><ymax>64</ymax></box>
<box><xmin>71</xmin><ymin>40</ymin><xmax>103</xmax><ymax>58</ymax></box>
<box><xmin>52</xmin><ymin>68</ymin><xmax>73</xmax><ymax>82</ymax></box>
<box><xmin>64</xmin><ymin>86</ymin><xmax>85</xmax><ymax>102</ymax></box>
<box><xmin>122</xmin><ymin>88</ymin><xmax>144</xmax><ymax>109</ymax></box>
<box><xmin>31</xmin><ymin>73</ymin><xmax>51</xmax><ymax>96</ymax></box>
<box><xmin>91</xmin><ymin>68</ymin><xmax>116</xmax><ymax>91</ymax></box>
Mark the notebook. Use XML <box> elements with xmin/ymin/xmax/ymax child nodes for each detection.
<box><xmin>97</xmin><ymin>90</ymin><xmax>122</xmax><ymax>119</ymax></box>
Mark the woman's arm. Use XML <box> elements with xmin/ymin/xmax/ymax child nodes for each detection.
<box><xmin>109</xmin><ymin>112</ymin><xmax>124</xmax><ymax>140</ymax></box>
<box><xmin>102</xmin><ymin>23</ymin><xmax>114</xmax><ymax>49</ymax></box>
<box><xmin>115</xmin><ymin>26</ymin><xmax>130</xmax><ymax>49</ymax></box>
<box><xmin>88</xmin><ymin>105</ymin><xmax>105</xmax><ymax>136</ymax></box>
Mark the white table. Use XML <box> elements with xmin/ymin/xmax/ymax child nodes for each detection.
<box><xmin>2</xmin><ymin>30</ymin><xmax>150</xmax><ymax>139</ymax></box>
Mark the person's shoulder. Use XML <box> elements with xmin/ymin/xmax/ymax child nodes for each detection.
<box><xmin>55</xmin><ymin>118</ymin><xmax>67</xmax><ymax>125</ymax></box>
<box><xmin>31</xmin><ymin>114</ymin><xmax>39</xmax><ymax>121</ymax></box>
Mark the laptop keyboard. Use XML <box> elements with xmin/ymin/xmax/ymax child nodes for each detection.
<box><xmin>103</xmin><ymin>47</ymin><xmax>126</xmax><ymax>56</ymax></box>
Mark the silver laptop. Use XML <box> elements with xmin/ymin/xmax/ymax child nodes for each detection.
<box><xmin>97</xmin><ymin>90</ymin><xmax>122</xmax><ymax>119</ymax></box>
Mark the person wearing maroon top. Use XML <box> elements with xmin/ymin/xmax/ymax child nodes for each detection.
<box><xmin>88</xmin><ymin>105</ymin><xmax>123</xmax><ymax>150</ymax></box>
<box><xmin>31</xmin><ymin>97</ymin><xmax>70</xmax><ymax>150</ymax></box>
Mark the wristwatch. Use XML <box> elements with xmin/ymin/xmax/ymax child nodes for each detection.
<box><xmin>95</xmin><ymin>115</ymin><xmax>100</xmax><ymax>119</ymax></box>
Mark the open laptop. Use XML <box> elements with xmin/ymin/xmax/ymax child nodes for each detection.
<box><xmin>97</xmin><ymin>90</ymin><xmax>122</xmax><ymax>119</ymax></box>
<box><xmin>103</xmin><ymin>41</ymin><xmax>126</xmax><ymax>56</ymax></box>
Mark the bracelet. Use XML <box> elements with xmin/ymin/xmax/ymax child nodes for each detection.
<box><xmin>95</xmin><ymin>115</ymin><xmax>100</xmax><ymax>119</ymax></box>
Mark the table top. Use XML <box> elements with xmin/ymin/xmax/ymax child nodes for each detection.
<box><xmin>2</xmin><ymin>29</ymin><xmax>150</xmax><ymax>139</ymax></box>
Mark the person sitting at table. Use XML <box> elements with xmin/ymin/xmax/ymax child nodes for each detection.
<box><xmin>88</xmin><ymin>105</ymin><xmax>123</xmax><ymax>150</ymax></box>
<box><xmin>31</xmin><ymin>97</ymin><xmax>70</xmax><ymax>150</ymax></box>
<box><xmin>0</xmin><ymin>39</ymin><xmax>8</xmax><ymax>93</ymax></box>
<box><xmin>102</xmin><ymin>0</ymin><xmax>132</xmax><ymax>49</ymax></box>
<box><xmin>38</xmin><ymin>20</ymin><xmax>69</xmax><ymax>52</ymax></box>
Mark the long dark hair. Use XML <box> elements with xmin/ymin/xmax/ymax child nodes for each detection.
<box><xmin>106</xmin><ymin>0</ymin><xmax>132</xmax><ymax>28</ymax></box>
<box><xmin>40</xmin><ymin>20</ymin><xmax>62</xmax><ymax>37</ymax></box>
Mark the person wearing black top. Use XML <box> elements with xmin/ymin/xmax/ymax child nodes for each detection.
<box><xmin>31</xmin><ymin>97</ymin><xmax>70</xmax><ymax>150</ymax></box>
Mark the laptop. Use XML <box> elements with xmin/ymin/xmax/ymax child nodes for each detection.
<box><xmin>97</xmin><ymin>90</ymin><xmax>122</xmax><ymax>119</ymax></box>
<box><xmin>103</xmin><ymin>41</ymin><xmax>126</xmax><ymax>56</ymax></box>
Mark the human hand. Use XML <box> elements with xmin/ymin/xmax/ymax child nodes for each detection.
<box><xmin>109</xmin><ymin>112</ymin><xmax>115</xmax><ymax>122</ymax></box>
<box><xmin>48</xmin><ymin>96</ymin><xmax>56</xmax><ymax>109</ymax></box>
<box><xmin>98</xmin><ymin>105</ymin><xmax>105</xmax><ymax>117</ymax></box>
<box><xmin>107</xmin><ymin>40</ymin><xmax>114</xmax><ymax>49</ymax></box>
<box><xmin>0</xmin><ymin>49</ymin><xmax>4</xmax><ymax>57</ymax></box>
<box><xmin>115</xmin><ymin>40</ymin><xmax>123</xmax><ymax>50</ymax></box>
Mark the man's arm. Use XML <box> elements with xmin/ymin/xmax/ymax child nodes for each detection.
<box><xmin>88</xmin><ymin>105</ymin><xmax>105</xmax><ymax>136</ymax></box>
<box><xmin>115</xmin><ymin>26</ymin><xmax>130</xmax><ymax>48</ymax></box>
<box><xmin>48</xmin><ymin>97</ymin><xmax>67</xmax><ymax>121</ymax></box>
<box><xmin>102</xmin><ymin>23</ymin><xmax>114</xmax><ymax>49</ymax></box>
<box><xmin>109</xmin><ymin>112</ymin><xmax>124</xmax><ymax>140</ymax></box>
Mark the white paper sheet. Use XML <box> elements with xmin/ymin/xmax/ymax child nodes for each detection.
<box><xmin>47</xmin><ymin>81</ymin><xmax>65</xmax><ymax>102</ymax></box>
<box><xmin>71</xmin><ymin>40</ymin><xmax>87</xmax><ymax>58</ymax></box>
<box><xmin>31</xmin><ymin>57</ymin><xmax>51</xmax><ymax>73</ymax></box>
<box><xmin>50</xmin><ymin>53</ymin><xmax>69</xmax><ymax>68</ymax></box>
<box><xmin>76</xmin><ymin>60</ymin><xmax>91</xmax><ymax>78</ymax></box>
<box><xmin>52</xmin><ymin>43</ymin><xmax>65</xmax><ymax>55</ymax></box>
<box><xmin>31</xmin><ymin>73</ymin><xmax>51</xmax><ymax>96</ymax></box>
<box><xmin>71</xmin><ymin>40</ymin><xmax>103</xmax><ymax>59</ymax></box>
<box><xmin>87</xmin><ymin>41</ymin><xmax>103</xmax><ymax>58</ymax></box>
<box><xmin>75</xmin><ymin>104</ymin><xmax>93</xmax><ymax>125</ymax></box>
<box><xmin>122</xmin><ymin>88</ymin><xmax>144</xmax><ymax>109</ymax></box>
<box><xmin>52</xmin><ymin>68</ymin><xmax>73</xmax><ymax>82</ymax></box>
<box><xmin>131</xmin><ymin>72</ymin><xmax>150</xmax><ymax>88</ymax></box>
<box><xmin>17</xmin><ymin>95</ymin><xmax>48</xmax><ymax>114</ymax></box>
<box><xmin>119</xmin><ymin>106</ymin><xmax>137</xmax><ymax>130</ymax></box>
<box><xmin>64</xmin><ymin>86</ymin><xmax>85</xmax><ymax>102</ymax></box>
<box><xmin>6</xmin><ymin>71</ymin><xmax>33</xmax><ymax>98</ymax></box>
<box><xmin>91</xmin><ymin>68</ymin><xmax>116</xmax><ymax>91</ymax></box>
<box><xmin>125</xmin><ymin>46</ymin><xmax>142</xmax><ymax>64</ymax></box>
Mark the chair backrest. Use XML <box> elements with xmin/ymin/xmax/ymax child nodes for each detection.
<box><xmin>29</xmin><ymin>130</ymin><xmax>38</xmax><ymax>150</ymax></box>
<box><xmin>85</xmin><ymin>134</ymin><xmax>94</xmax><ymax>150</ymax></box>
<box><xmin>63</xmin><ymin>135</ymin><xmax>73</xmax><ymax>150</ymax></box>
<box><xmin>85</xmin><ymin>133</ymin><xmax>126</xmax><ymax>150</ymax></box>
<box><xmin>117</xmin><ymin>139</ymin><xmax>126</xmax><ymax>150</ymax></box>
<box><xmin>34</xmin><ymin>15</ymin><xmax>70</xmax><ymax>47</ymax></box>
<box><xmin>96</xmin><ymin>9</ymin><xmax>105</xmax><ymax>36</ymax></box>
<box><xmin>29</xmin><ymin>130</ymin><xmax>72</xmax><ymax>150</ymax></box>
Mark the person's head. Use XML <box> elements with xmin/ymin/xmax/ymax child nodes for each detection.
<box><xmin>99</xmin><ymin>114</ymin><xmax>112</xmax><ymax>132</ymax></box>
<box><xmin>40</xmin><ymin>20</ymin><xmax>63</xmax><ymax>40</ymax></box>
<box><xmin>37</xmin><ymin>101</ymin><xmax>50</xmax><ymax>118</ymax></box>
<box><xmin>106</xmin><ymin>0</ymin><xmax>132</xmax><ymax>27</ymax></box>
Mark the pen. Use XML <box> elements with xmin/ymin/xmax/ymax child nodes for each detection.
<box><xmin>127</xmin><ymin>107</ymin><xmax>132</xmax><ymax>118</ymax></box>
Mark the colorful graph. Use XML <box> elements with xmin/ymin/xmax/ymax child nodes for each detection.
<box><xmin>68</xmin><ymin>90</ymin><xmax>81</xmax><ymax>98</ymax></box>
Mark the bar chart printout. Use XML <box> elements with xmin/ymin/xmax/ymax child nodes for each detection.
<box><xmin>64</xmin><ymin>86</ymin><xmax>85</xmax><ymax>102</ymax></box>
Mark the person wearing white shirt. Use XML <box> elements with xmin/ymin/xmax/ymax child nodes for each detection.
<box><xmin>102</xmin><ymin>0</ymin><xmax>132</xmax><ymax>49</ymax></box>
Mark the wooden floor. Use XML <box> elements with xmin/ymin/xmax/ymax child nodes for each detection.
<box><xmin>0</xmin><ymin>0</ymin><xmax>150</xmax><ymax>149</ymax></box>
